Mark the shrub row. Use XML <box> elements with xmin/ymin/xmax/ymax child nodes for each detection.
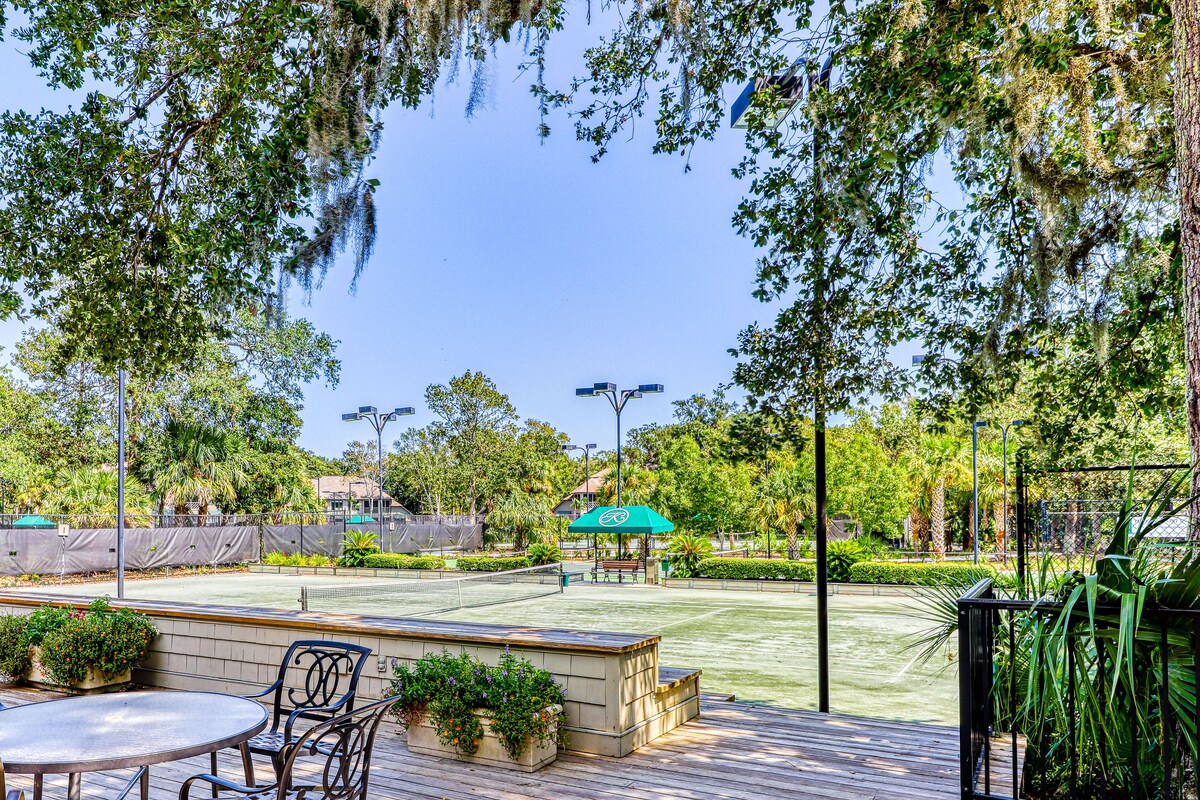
<box><xmin>361</xmin><ymin>554</ymin><xmax>446</xmax><ymax>570</ymax></box>
<box><xmin>847</xmin><ymin>561</ymin><xmax>997</xmax><ymax>586</ymax></box>
<box><xmin>691</xmin><ymin>557</ymin><xmax>996</xmax><ymax>586</ymax></box>
<box><xmin>455</xmin><ymin>556</ymin><xmax>531</xmax><ymax>572</ymax></box>
<box><xmin>695</xmin><ymin>558</ymin><xmax>816</xmax><ymax>581</ymax></box>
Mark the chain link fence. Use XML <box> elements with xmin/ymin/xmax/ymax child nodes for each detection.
<box><xmin>1016</xmin><ymin>461</ymin><xmax>1195</xmax><ymax>573</ymax></box>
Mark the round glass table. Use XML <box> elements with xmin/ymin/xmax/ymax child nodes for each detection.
<box><xmin>0</xmin><ymin>691</ymin><xmax>268</xmax><ymax>800</ymax></box>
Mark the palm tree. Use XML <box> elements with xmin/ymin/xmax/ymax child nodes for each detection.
<box><xmin>486</xmin><ymin>492</ymin><xmax>553</xmax><ymax>550</ymax></box>
<box><xmin>916</xmin><ymin>434</ymin><xmax>967</xmax><ymax>559</ymax></box>
<box><xmin>753</xmin><ymin>465</ymin><xmax>814</xmax><ymax>559</ymax></box>
<box><xmin>44</xmin><ymin>468</ymin><xmax>153</xmax><ymax>527</ymax></box>
<box><xmin>597</xmin><ymin>465</ymin><xmax>657</xmax><ymax>506</ymax></box>
<box><xmin>153</xmin><ymin>421</ymin><xmax>249</xmax><ymax>523</ymax></box>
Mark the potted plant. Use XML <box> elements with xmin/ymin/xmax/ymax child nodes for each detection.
<box><xmin>0</xmin><ymin>598</ymin><xmax>158</xmax><ymax>693</ymax></box>
<box><xmin>389</xmin><ymin>648</ymin><xmax>567</xmax><ymax>772</ymax></box>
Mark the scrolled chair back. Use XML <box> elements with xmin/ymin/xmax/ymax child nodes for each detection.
<box><xmin>277</xmin><ymin>696</ymin><xmax>397</xmax><ymax>800</ymax></box>
<box><xmin>273</xmin><ymin>640</ymin><xmax>371</xmax><ymax>722</ymax></box>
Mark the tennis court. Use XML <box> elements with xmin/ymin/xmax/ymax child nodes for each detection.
<box><xmin>39</xmin><ymin>569</ymin><xmax>959</xmax><ymax>725</ymax></box>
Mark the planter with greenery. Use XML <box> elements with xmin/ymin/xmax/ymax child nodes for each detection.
<box><xmin>695</xmin><ymin>557</ymin><xmax>817</xmax><ymax>581</ymax></box>
<box><xmin>666</xmin><ymin>533</ymin><xmax>713</xmax><ymax>578</ymax></box>
<box><xmin>262</xmin><ymin>552</ymin><xmax>335</xmax><ymax>567</ymax></box>
<box><xmin>455</xmin><ymin>556</ymin><xmax>530</xmax><ymax>572</ymax></box>
<box><xmin>389</xmin><ymin>649</ymin><xmax>567</xmax><ymax>772</ymax></box>
<box><xmin>361</xmin><ymin>554</ymin><xmax>446</xmax><ymax>570</ymax></box>
<box><xmin>337</xmin><ymin>530</ymin><xmax>380</xmax><ymax>567</ymax></box>
<box><xmin>848</xmin><ymin>561</ymin><xmax>997</xmax><ymax>586</ymax></box>
<box><xmin>0</xmin><ymin>599</ymin><xmax>158</xmax><ymax>692</ymax></box>
<box><xmin>525</xmin><ymin>543</ymin><xmax>562</xmax><ymax>566</ymax></box>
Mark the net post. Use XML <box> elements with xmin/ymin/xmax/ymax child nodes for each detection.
<box><xmin>300</xmin><ymin>586</ymin><xmax>309</xmax><ymax>612</ymax></box>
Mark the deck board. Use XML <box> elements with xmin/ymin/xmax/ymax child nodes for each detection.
<box><xmin>0</xmin><ymin>687</ymin><xmax>964</xmax><ymax>800</ymax></box>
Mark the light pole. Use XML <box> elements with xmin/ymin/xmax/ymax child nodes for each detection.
<box><xmin>972</xmin><ymin>420</ymin><xmax>990</xmax><ymax>564</ymax></box>
<box><xmin>732</xmin><ymin>52</ymin><xmax>838</xmax><ymax>714</ymax></box>
<box><xmin>575</xmin><ymin>383</ymin><xmax>663</xmax><ymax>508</ymax></box>
<box><xmin>1001</xmin><ymin>420</ymin><xmax>1026</xmax><ymax>563</ymax></box>
<box><xmin>343</xmin><ymin>406</ymin><xmax>415</xmax><ymax>549</ymax></box>
<box><xmin>562</xmin><ymin>443</ymin><xmax>598</xmax><ymax>513</ymax></box>
<box><xmin>117</xmin><ymin>368</ymin><xmax>126</xmax><ymax>599</ymax></box>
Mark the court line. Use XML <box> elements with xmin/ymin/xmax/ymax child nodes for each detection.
<box><xmin>645</xmin><ymin>607</ymin><xmax>730</xmax><ymax>632</ymax></box>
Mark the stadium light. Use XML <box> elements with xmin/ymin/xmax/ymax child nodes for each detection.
<box><xmin>576</xmin><ymin>383</ymin><xmax>663</xmax><ymax>507</ymax></box>
<box><xmin>342</xmin><ymin>405</ymin><xmax>417</xmax><ymax>549</ymax></box>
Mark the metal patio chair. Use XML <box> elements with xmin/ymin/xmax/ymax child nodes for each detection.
<box><xmin>179</xmin><ymin>696</ymin><xmax>397</xmax><ymax>800</ymax></box>
<box><xmin>212</xmin><ymin>640</ymin><xmax>372</xmax><ymax>786</ymax></box>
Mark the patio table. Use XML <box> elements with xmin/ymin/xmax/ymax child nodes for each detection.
<box><xmin>0</xmin><ymin>691</ymin><xmax>267</xmax><ymax>800</ymax></box>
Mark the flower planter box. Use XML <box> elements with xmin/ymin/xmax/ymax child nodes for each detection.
<box><xmin>405</xmin><ymin>705</ymin><xmax>560</xmax><ymax>773</ymax></box>
<box><xmin>26</xmin><ymin>646</ymin><xmax>131</xmax><ymax>694</ymax></box>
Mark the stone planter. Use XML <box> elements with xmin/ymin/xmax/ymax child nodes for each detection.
<box><xmin>27</xmin><ymin>646</ymin><xmax>132</xmax><ymax>694</ymax></box>
<box><xmin>405</xmin><ymin>705</ymin><xmax>560</xmax><ymax>772</ymax></box>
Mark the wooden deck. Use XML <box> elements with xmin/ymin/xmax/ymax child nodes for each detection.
<box><xmin>0</xmin><ymin>687</ymin><xmax>962</xmax><ymax>800</ymax></box>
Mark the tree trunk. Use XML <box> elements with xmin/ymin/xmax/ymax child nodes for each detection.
<box><xmin>931</xmin><ymin>477</ymin><xmax>946</xmax><ymax>558</ymax></box>
<box><xmin>786</xmin><ymin>520</ymin><xmax>799</xmax><ymax>560</ymax></box>
<box><xmin>1179</xmin><ymin>0</ymin><xmax>1200</xmax><ymax>532</ymax></box>
<box><xmin>993</xmin><ymin>501</ymin><xmax>1005</xmax><ymax>555</ymax></box>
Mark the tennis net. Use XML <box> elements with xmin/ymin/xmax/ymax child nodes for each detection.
<box><xmin>298</xmin><ymin>562</ymin><xmax>565</xmax><ymax>616</ymax></box>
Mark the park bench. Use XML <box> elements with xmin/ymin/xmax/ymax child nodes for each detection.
<box><xmin>593</xmin><ymin>559</ymin><xmax>643</xmax><ymax>583</ymax></box>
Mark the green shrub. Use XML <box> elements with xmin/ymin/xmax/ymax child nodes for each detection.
<box><xmin>0</xmin><ymin>615</ymin><xmax>30</xmax><ymax>678</ymax></box>
<box><xmin>35</xmin><ymin>598</ymin><xmax>158</xmax><ymax>685</ymax></box>
<box><xmin>826</xmin><ymin>539</ymin><xmax>866</xmax><ymax>582</ymax></box>
<box><xmin>695</xmin><ymin>558</ymin><xmax>816</xmax><ymax>581</ymax></box>
<box><xmin>339</xmin><ymin>530</ymin><xmax>381</xmax><ymax>567</ymax></box>
<box><xmin>389</xmin><ymin>648</ymin><xmax>567</xmax><ymax>760</ymax></box>
<box><xmin>526</xmin><ymin>543</ymin><xmax>562</xmax><ymax>566</ymax></box>
<box><xmin>362</xmin><ymin>554</ymin><xmax>446</xmax><ymax>570</ymax></box>
<box><xmin>848</xmin><ymin>561</ymin><xmax>998</xmax><ymax>586</ymax></box>
<box><xmin>455</xmin><ymin>556</ymin><xmax>530</xmax><ymax>572</ymax></box>
<box><xmin>667</xmin><ymin>533</ymin><xmax>714</xmax><ymax>578</ymax></box>
<box><xmin>262</xmin><ymin>552</ymin><xmax>334</xmax><ymax>567</ymax></box>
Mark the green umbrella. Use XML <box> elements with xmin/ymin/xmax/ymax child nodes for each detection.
<box><xmin>569</xmin><ymin>506</ymin><xmax>674</xmax><ymax>567</ymax></box>
<box><xmin>12</xmin><ymin>515</ymin><xmax>57</xmax><ymax>529</ymax></box>
<box><xmin>568</xmin><ymin>506</ymin><xmax>674</xmax><ymax>534</ymax></box>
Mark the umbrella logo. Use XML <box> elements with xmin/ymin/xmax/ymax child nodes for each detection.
<box><xmin>598</xmin><ymin>509</ymin><xmax>629</xmax><ymax>527</ymax></box>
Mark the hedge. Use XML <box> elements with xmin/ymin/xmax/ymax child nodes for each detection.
<box><xmin>690</xmin><ymin>557</ymin><xmax>997</xmax><ymax>586</ymax></box>
<box><xmin>695</xmin><ymin>558</ymin><xmax>817</xmax><ymax>581</ymax></box>
<box><xmin>361</xmin><ymin>554</ymin><xmax>446</xmax><ymax>570</ymax></box>
<box><xmin>455</xmin><ymin>556</ymin><xmax>531</xmax><ymax>572</ymax></box>
<box><xmin>848</xmin><ymin>561</ymin><xmax>997</xmax><ymax>586</ymax></box>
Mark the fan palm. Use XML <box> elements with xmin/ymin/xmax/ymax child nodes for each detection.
<box><xmin>45</xmin><ymin>468</ymin><xmax>153</xmax><ymax>527</ymax></box>
<box><xmin>486</xmin><ymin>492</ymin><xmax>553</xmax><ymax>550</ymax></box>
<box><xmin>753</xmin><ymin>465</ymin><xmax>814</xmax><ymax>559</ymax></box>
<box><xmin>153</xmin><ymin>421</ymin><xmax>249</xmax><ymax>523</ymax></box>
<box><xmin>916</xmin><ymin>434</ymin><xmax>967</xmax><ymax>558</ymax></box>
<box><xmin>597</xmin><ymin>465</ymin><xmax>657</xmax><ymax>506</ymax></box>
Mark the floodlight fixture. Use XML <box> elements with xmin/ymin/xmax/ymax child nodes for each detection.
<box><xmin>912</xmin><ymin>354</ymin><xmax>927</xmax><ymax>365</ymax></box>
<box><xmin>394</xmin><ymin>407</ymin><xmax>415</xmax><ymax>417</ymax></box>
<box><xmin>638</xmin><ymin>384</ymin><xmax>664</xmax><ymax>394</ymax></box>
<box><xmin>341</xmin><ymin>412</ymin><xmax>360</xmax><ymax>422</ymax></box>
<box><xmin>358</xmin><ymin>405</ymin><xmax>377</xmax><ymax>415</ymax></box>
<box><xmin>593</xmin><ymin>382</ymin><xmax>617</xmax><ymax>393</ymax></box>
<box><xmin>576</xmin><ymin>387</ymin><xmax>596</xmax><ymax>397</ymax></box>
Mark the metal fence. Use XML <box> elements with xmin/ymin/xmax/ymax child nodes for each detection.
<box><xmin>1015</xmin><ymin>461</ymin><xmax>1194</xmax><ymax>579</ymax></box>
<box><xmin>958</xmin><ymin>578</ymin><xmax>1199</xmax><ymax>800</ymax></box>
<box><xmin>0</xmin><ymin>511</ymin><xmax>485</xmax><ymax>575</ymax></box>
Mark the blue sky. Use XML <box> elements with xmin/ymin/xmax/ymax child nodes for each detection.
<box><xmin>0</xmin><ymin>13</ymin><xmax>919</xmax><ymax>459</ymax></box>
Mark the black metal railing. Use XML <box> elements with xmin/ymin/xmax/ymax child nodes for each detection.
<box><xmin>957</xmin><ymin>579</ymin><xmax>1200</xmax><ymax>800</ymax></box>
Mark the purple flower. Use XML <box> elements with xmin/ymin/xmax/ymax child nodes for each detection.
<box><xmin>447</xmin><ymin>677</ymin><xmax>456</xmax><ymax>685</ymax></box>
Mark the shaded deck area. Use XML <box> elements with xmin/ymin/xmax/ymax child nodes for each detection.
<box><xmin>0</xmin><ymin>687</ymin><xmax>962</xmax><ymax>800</ymax></box>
